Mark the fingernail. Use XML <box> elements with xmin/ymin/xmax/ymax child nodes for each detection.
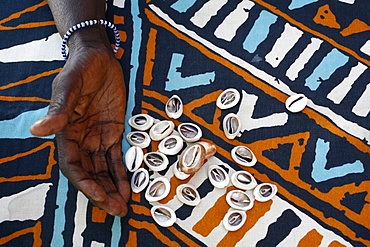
<box><xmin>32</xmin><ymin>118</ymin><xmax>45</xmax><ymax>126</ymax></box>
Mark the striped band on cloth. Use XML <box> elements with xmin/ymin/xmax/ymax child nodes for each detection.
<box><xmin>61</xmin><ymin>19</ymin><xmax>120</xmax><ymax>61</ymax></box>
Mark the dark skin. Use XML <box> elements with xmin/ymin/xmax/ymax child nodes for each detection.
<box><xmin>30</xmin><ymin>0</ymin><xmax>130</xmax><ymax>217</ymax></box>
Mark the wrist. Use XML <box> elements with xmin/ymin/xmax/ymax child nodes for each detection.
<box><xmin>61</xmin><ymin>19</ymin><xmax>120</xmax><ymax>60</ymax></box>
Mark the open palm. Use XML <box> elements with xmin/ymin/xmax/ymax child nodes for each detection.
<box><xmin>31</xmin><ymin>45</ymin><xmax>130</xmax><ymax>216</ymax></box>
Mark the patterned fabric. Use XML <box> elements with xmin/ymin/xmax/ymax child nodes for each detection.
<box><xmin>0</xmin><ymin>0</ymin><xmax>369</xmax><ymax>246</ymax></box>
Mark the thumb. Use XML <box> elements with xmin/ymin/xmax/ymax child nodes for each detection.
<box><xmin>30</xmin><ymin>113</ymin><xmax>69</xmax><ymax>137</ymax></box>
<box><xmin>30</xmin><ymin>65</ymin><xmax>82</xmax><ymax>137</ymax></box>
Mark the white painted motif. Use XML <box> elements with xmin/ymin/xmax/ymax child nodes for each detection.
<box><xmin>190</xmin><ymin>0</ymin><xmax>228</xmax><ymax>28</ymax></box>
<box><xmin>265</xmin><ymin>23</ymin><xmax>303</xmax><ymax>68</ymax></box>
<box><xmin>286</xmin><ymin>38</ymin><xmax>323</xmax><ymax>81</ymax></box>
<box><xmin>214</xmin><ymin>0</ymin><xmax>255</xmax><ymax>41</ymax></box>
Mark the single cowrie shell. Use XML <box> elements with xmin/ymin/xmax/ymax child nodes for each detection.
<box><xmin>179</xmin><ymin>144</ymin><xmax>205</xmax><ymax>174</ymax></box>
<box><xmin>128</xmin><ymin>113</ymin><xmax>154</xmax><ymax>131</ymax></box>
<box><xmin>125</xmin><ymin>146</ymin><xmax>144</xmax><ymax>172</ymax></box>
<box><xmin>253</xmin><ymin>183</ymin><xmax>278</xmax><ymax>202</ymax></box>
<box><xmin>179</xmin><ymin>141</ymin><xmax>217</xmax><ymax>174</ymax></box>
<box><xmin>223</xmin><ymin>210</ymin><xmax>247</xmax><ymax>231</ymax></box>
<box><xmin>208</xmin><ymin>165</ymin><xmax>230</xmax><ymax>188</ymax></box>
<box><xmin>231</xmin><ymin>146</ymin><xmax>257</xmax><ymax>167</ymax></box>
<box><xmin>151</xmin><ymin>205</ymin><xmax>176</xmax><ymax>227</ymax></box>
<box><xmin>143</xmin><ymin>152</ymin><xmax>169</xmax><ymax>172</ymax></box>
<box><xmin>216</xmin><ymin>88</ymin><xmax>240</xmax><ymax>110</ymax></box>
<box><xmin>173</xmin><ymin>160</ymin><xmax>190</xmax><ymax>180</ymax></box>
<box><xmin>223</xmin><ymin>113</ymin><xmax>242</xmax><ymax>139</ymax></box>
<box><xmin>149</xmin><ymin>120</ymin><xmax>175</xmax><ymax>141</ymax></box>
<box><xmin>145</xmin><ymin>177</ymin><xmax>171</xmax><ymax>202</ymax></box>
<box><xmin>285</xmin><ymin>93</ymin><xmax>308</xmax><ymax>113</ymax></box>
<box><xmin>126</xmin><ymin>131</ymin><xmax>151</xmax><ymax>149</ymax></box>
<box><xmin>166</xmin><ymin>95</ymin><xmax>183</xmax><ymax>119</ymax></box>
<box><xmin>178</xmin><ymin>123</ymin><xmax>202</xmax><ymax>143</ymax></box>
<box><xmin>158</xmin><ymin>135</ymin><xmax>184</xmax><ymax>156</ymax></box>
<box><xmin>176</xmin><ymin>184</ymin><xmax>201</xmax><ymax>206</ymax></box>
<box><xmin>226</xmin><ymin>190</ymin><xmax>254</xmax><ymax>211</ymax></box>
<box><xmin>131</xmin><ymin>168</ymin><xmax>149</xmax><ymax>193</ymax></box>
<box><xmin>231</xmin><ymin>170</ymin><xmax>257</xmax><ymax>190</ymax></box>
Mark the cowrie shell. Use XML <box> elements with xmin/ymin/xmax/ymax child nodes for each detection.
<box><xmin>216</xmin><ymin>88</ymin><xmax>240</xmax><ymax>110</ymax></box>
<box><xmin>253</xmin><ymin>183</ymin><xmax>278</xmax><ymax>202</ymax></box>
<box><xmin>176</xmin><ymin>184</ymin><xmax>201</xmax><ymax>206</ymax></box>
<box><xmin>178</xmin><ymin>141</ymin><xmax>216</xmax><ymax>174</ymax></box>
<box><xmin>178</xmin><ymin>123</ymin><xmax>202</xmax><ymax>143</ymax></box>
<box><xmin>149</xmin><ymin>120</ymin><xmax>175</xmax><ymax>141</ymax></box>
<box><xmin>285</xmin><ymin>94</ymin><xmax>308</xmax><ymax>113</ymax></box>
<box><xmin>131</xmin><ymin>168</ymin><xmax>149</xmax><ymax>193</ymax></box>
<box><xmin>128</xmin><ymin>113</ymin><xmax>154</xmax><ymax>131</ymax></box>
<box><xmin>226</xmin><ymin>190</ymin><xmax>254</xmax><ymax>211</ymax></box>
<box><xmin>223</xmin><ymin>113</ymin><xmax>242</xmax><ymax>139</ymax></box>
<box><xmin>158</xmin><ymin>135</ymin><xmax>184</xmax><ymax>156</ymax></box>
<box><xmin>166</xmin><ymin>95</ymin><xmax>183</xmax><ymax>119</ymax></box>
<box><xmin>231</xmin><ymin>146</ymin><xmax>257</xmax><ymax>167</ymax></box>
<box><xmin>145</xmin><ymin>177</ymin><xmax>171</xmax><ymax>202</ymax></box>
<box><xmin>151</xmin><ymin>205</ymin><xmax>176</xmax><ymax>227</ymax></box>
<box><xmin>126</xmin><ymin>131</ymin><xmax>151</xmax><ymax>149</ymax></box>
<box><xmin>143</xmin><ymin>152</ymin><xmax>169</xmax><ymax>172</ymax></box>
<box><xmin>223</xmin><ymin>210</ymin><xmax>247</xmax><ymax>231</ymax></box>
<box><xmin>125</xmin><ymin>146</ymin><xmax>143</xmax><ymax>172</ymax></box>
<box><xmin>178</xmin><ymin>144</ymin><xmax>205</xmax><ymax>175</ymax></box>
<box><xmin>173</xmin><ymin>160</ymin><xmax>190</xmax><ymax>180</ymax></box>
<box><xmin>231</xmin><ymin>170</ymin><xmax>257</xmax><ymax>190</ymax></box>
<box><xmin>208</xmin><ymin>165</ymin><xmax>230</xmax><ymax>188</ymax></box>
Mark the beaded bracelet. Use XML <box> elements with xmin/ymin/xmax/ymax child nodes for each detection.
<box><xmin>61</xmin><ymin>19</ymin><xmax>120</xmax><ymax>61</ymax></box>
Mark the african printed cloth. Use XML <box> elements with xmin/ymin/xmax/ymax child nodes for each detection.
<box><xmin>0</xmin><ymin>0</ymin><xmax>369</xmax><ymax>246</ymax></box>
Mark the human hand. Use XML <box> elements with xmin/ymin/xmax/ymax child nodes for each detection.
<box><xmin>30</xmin><ymin>44</ymin><xmax>130</xmax><ymax>217</ymax></box>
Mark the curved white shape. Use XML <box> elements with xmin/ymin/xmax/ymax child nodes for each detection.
<box><xmin>178</xmin><ymin>123</ymin><xmax>202</xmax><ymax>143</ymax></box>
<box><xmin>158</xmin><ymin>135</ymin><xmax>184</xmax><ymax>155</ymax></box>
<box><xmin>145</xmin><ymin>177</ymin><xmax>171</xmax><ymax>202</ymax></box>
<box><xmin>128</xmin><ymin>113</ymin><xmax>154</xmax><ymax>131</ymax></box>
<box><xmin>131</xmin><ymin>168</ymin><xmax>149</xmax><ymax>193</ymax></box>
<box><xmin>231</xmin><ymin>170</ymin><xmax>257</xmax><ymax>190</ymax></box>
<box><xmin>176</xmin><ymin>184</ymin><xmax>201</xmax><ymax>206</ymax></box>
<box><xmin>125</xmin><ymin>146</ymin><xmax>144</xmax><ymax>172</ymax></box>
<box><xmin>208</xmin><ymin>165</ymin><xmax>230</xmax><ymax>188</ymax></box>
<box><xmin>151</xmin><ymin>205</ymin><xmax>176</xmax><ymax>227</ymax></box>
<box><xmin>223</xmin><ymin>210</ymin><xmax>247</xmax><ymax>231</ymax></box>
<box><xmin>253</xmin><ymin>183</ymin><xmax>278</xmax><ymax>202</ymax></box>
<box><xmin>149</xmin><ymin>120</ymin><xmax>175</xmax><ymax>141</ymax></box>
<box><xmin>216</xmin><ymin>88</ymin><xmax>240</xmax><ymax>109</ymax></box>
<box><xmin>223</xmin><ymin>113</ymin><xmax>242</xmax><ymax>139</ymax></box>
<box><xmin>285</xmin><ymin>94</ymin><xmax>308</xmax><ymax>113</ymax></box>
<box><xmin>231</xmin><ymin>146</ymin><xmax>257</xmax><ymax>167</ymax></box>
<box><xmin>143</xmin><ymin>152</ymin><xmax>169</xmax><ymax>172</ymax></box>
<box><xmin>166</xmin><ymin>95</ymin><xmax>183</xmax><ymax>119</ymax></box>
<box><xmin>126</xmin><ymin>131</ymin><xmax>151</xmax><ymax>149</ymax></box>
<box><xmin>226</xmin><ymin>190</ymin><xmax>254</xmax><ymax>211</ymax></box>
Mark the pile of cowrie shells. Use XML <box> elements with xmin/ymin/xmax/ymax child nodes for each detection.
<box><xmin>125</xmin><ymin>92</ymin><xmax>278</xmax><ymax>230</ymax></box>
<box><xmin>217</xmin><ymin>88</ymin><xmax>278</xmax><ymax>231</ymax></box>
<box><xmin>126</xmin><ymin>95</ymin><xmax>210</xmax><ymax>228</ymax></box>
